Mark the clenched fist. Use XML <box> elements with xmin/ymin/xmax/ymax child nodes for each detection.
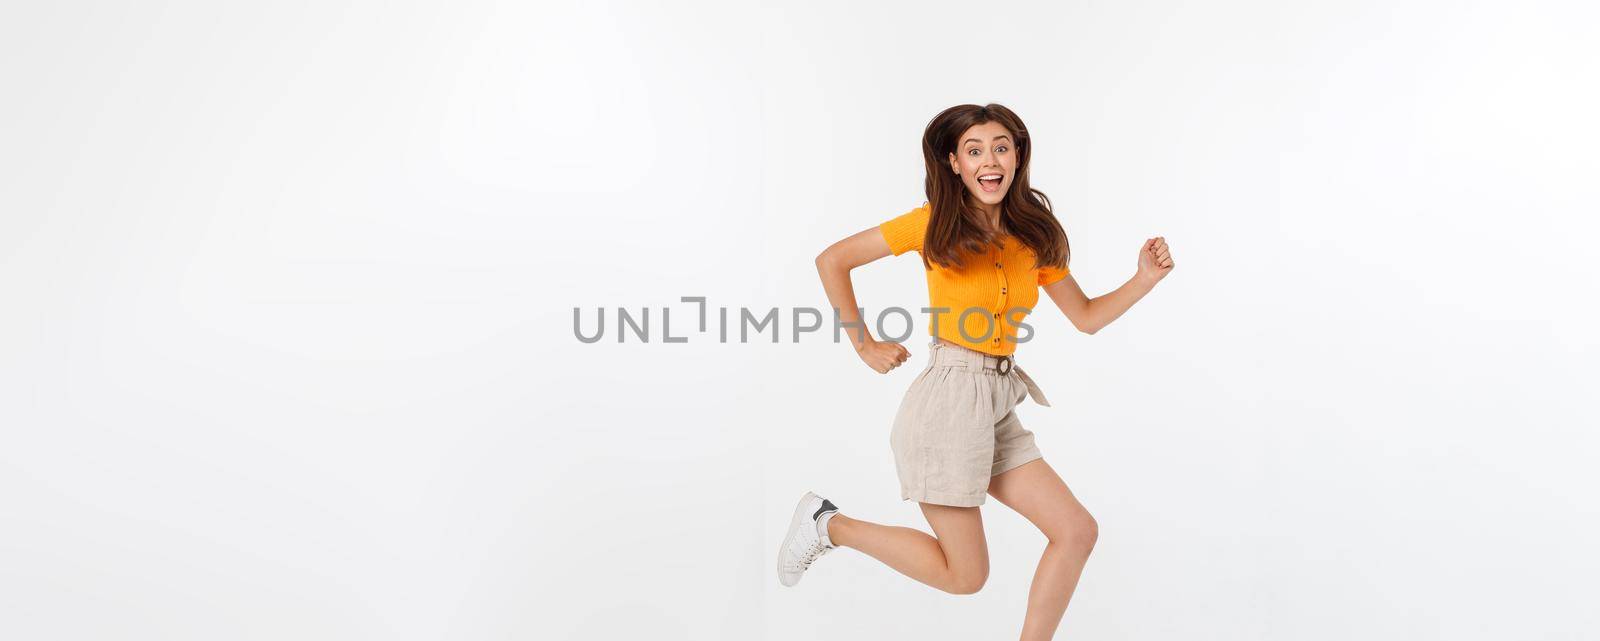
<box><xmin>1137</xmin><ymin>236</ymin><xmax>1174</xmax><ymax>284</ymax></box>
<box><xmin>857</xmin><ymin>339</ymin><xmax>911</xmax><ymax>374</ymax></box>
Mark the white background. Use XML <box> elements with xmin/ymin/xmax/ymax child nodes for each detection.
<box><xmin>2</xmin><ymin>1</ymin><xmax>1597</xmax><ymax>639</ymax></box>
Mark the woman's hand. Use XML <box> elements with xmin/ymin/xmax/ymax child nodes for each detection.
<box><xmin>1136</xmin><ymin>236</ymin><xmax>1174</xmax><ymax>285</ymax></box>
<box><xmin>857</xmin><ymin>338</ymin><xmax>910</xmax><ymax>374</ymax></box>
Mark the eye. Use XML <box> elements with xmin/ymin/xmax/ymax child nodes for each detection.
<box><xmin>996</xmin><ymin>145</ymin><xmax>1008</xmax><ymax>153</ymax></box>
<box><xmin>968</xmin><ymin>148</ymin><xmax>980</xmax><ymax>156</ymax></box>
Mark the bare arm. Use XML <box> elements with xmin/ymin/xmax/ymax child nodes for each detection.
<box><xmin>1042</xmin><ymin>236</ymin><xmax>1174</xmax><ymax>335</ymax></box>
<box><xmin>815</xmin><ymin>227</ymin><xmax>912</xmax><ymax>373</ymax></box>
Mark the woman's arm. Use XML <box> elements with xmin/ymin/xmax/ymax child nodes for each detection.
<box><xmin>815</xmin><ymin>227</ymin><xmax>912</xmax><ymax>373</ymax></box>
<box><xmin>1042</xmin><ymin>236</ymin><xmax>1174</xmax><ymax>334</ymax></box>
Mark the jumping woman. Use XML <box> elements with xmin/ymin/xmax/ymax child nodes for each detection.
<box><xmin>776</xmin><ymin>103</ymin><xmax>1174</xmax><ymax>639</ymax></box>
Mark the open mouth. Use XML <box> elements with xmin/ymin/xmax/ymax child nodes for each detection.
<box><xmin>977</xmin><ymin>173</ymin><xmax>1003</xmax><ymax>193</ymax></box>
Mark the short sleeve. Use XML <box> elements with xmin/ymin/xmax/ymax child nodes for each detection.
<box><xmin>877</xmin><ymin>202</ymin><xmax>930</xmax><ymax>256</ymax></box>
<box><xmin>1038</xmin><ymin>263</ymin><xmax>1071</xmax><ymax>286</ymax></box>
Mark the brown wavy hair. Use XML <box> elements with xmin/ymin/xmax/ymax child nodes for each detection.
<box><xmin>920</xmin><ymin>103</ymin><xmax>1069</xmax><ymax>271</ymax></box>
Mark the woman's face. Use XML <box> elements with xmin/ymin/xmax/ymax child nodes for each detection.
<box><xmin>946</xmin><ymin>120</ymin><xmax>1016</xmax><ymax>210</ymax></box>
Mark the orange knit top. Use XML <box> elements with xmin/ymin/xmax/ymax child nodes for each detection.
<box><xmin>878</xmin><ymin>202</ymin><xmax>1069</xmax><ymax>356</ymax></box>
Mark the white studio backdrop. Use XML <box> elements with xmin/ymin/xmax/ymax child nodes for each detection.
<box><xmin>1</xmin><ymin>1</ymin><xmax>1596</xmax><ymax>639</ymax></box>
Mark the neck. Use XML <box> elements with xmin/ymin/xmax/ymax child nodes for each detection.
<box><xmin>970</xmin><ymin>198</ymin><xmax>1003</xmax><ymax>234</ymax></box>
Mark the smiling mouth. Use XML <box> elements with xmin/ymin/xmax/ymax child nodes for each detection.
<box><xmin>977</xmin><ymin>173</ymin><xmax>1003</xmax><ymax>192</ymax></box>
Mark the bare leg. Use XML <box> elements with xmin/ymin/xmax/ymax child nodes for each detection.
<box><xmin>825</xmin><ymin>502</ymin><xmax>990</xmax><ymax>595</ymax></box>
<box><xmin>987</xmin><ymin>458</ymin><xmax>1099</xmax><ymax>641</ymax></box>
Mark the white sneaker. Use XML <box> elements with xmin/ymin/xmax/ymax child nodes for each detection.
<box><xmin>777</xmin><ymin>491</ymin><xmax>839</xmax><ymax>587</ymax></box>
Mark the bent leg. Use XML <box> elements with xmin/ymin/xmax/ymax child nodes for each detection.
<box><xmin>987</xmin><ymin>458</ymin><xmax>1099</xmax><ymax>640</ymax></box>
<box><xmin>826</xmin><ymin>502</ymin><xmax>989</xmax><ymax>595</ymax></box>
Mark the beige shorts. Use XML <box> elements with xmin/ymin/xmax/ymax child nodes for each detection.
<box><xmin>888</xmin><ymin>340</ymin><xmax>1052</xmax><ymax>507</ymax></box>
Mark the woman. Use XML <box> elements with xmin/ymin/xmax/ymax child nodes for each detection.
<box><xmin>776</xmin><ymin>103</ymin><xmax>1174</xmax><ymax>639</ymax></box>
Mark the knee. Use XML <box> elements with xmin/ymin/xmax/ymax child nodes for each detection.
<box><xmin>1080</xmin><ymin>514</ymin><xmax>1100</xmax><ymax>551</ymax></box>
<box><xmin>1047</xmin><ymin>512</ymin><xmax>1099</xmax><ymax>554</ymax></box>
<box><xmin>944</xmin><ymin>568</ymin><xmax>989</xmax><ymax>595</ymax></box>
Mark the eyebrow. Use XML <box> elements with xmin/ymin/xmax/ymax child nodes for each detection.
<box><xmin>963</xmin><ymin>135</ymin><xmax>1012</xmax><ymax>146</ymax></box>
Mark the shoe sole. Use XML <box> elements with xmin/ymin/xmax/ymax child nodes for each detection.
<box><xmin>776</xmin><ymin>491</ymin><xmax>820</xmax><ymax>587</ymax></box>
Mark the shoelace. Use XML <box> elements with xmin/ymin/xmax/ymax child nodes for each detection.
<box><xmin>787</xmin><ymin>540</ymin><xmax>829</xmax><ymax>571</ymax></box>
<box><xmin>800</xmin><ymin>543</ymin><xmax>829</xmax><ymax>567</ymax></box>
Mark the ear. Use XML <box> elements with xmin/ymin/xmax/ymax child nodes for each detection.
<box><xmin>947</xmin><ymin>151</ymin><xmax>959</xmax><ymax>175</ymax></box>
